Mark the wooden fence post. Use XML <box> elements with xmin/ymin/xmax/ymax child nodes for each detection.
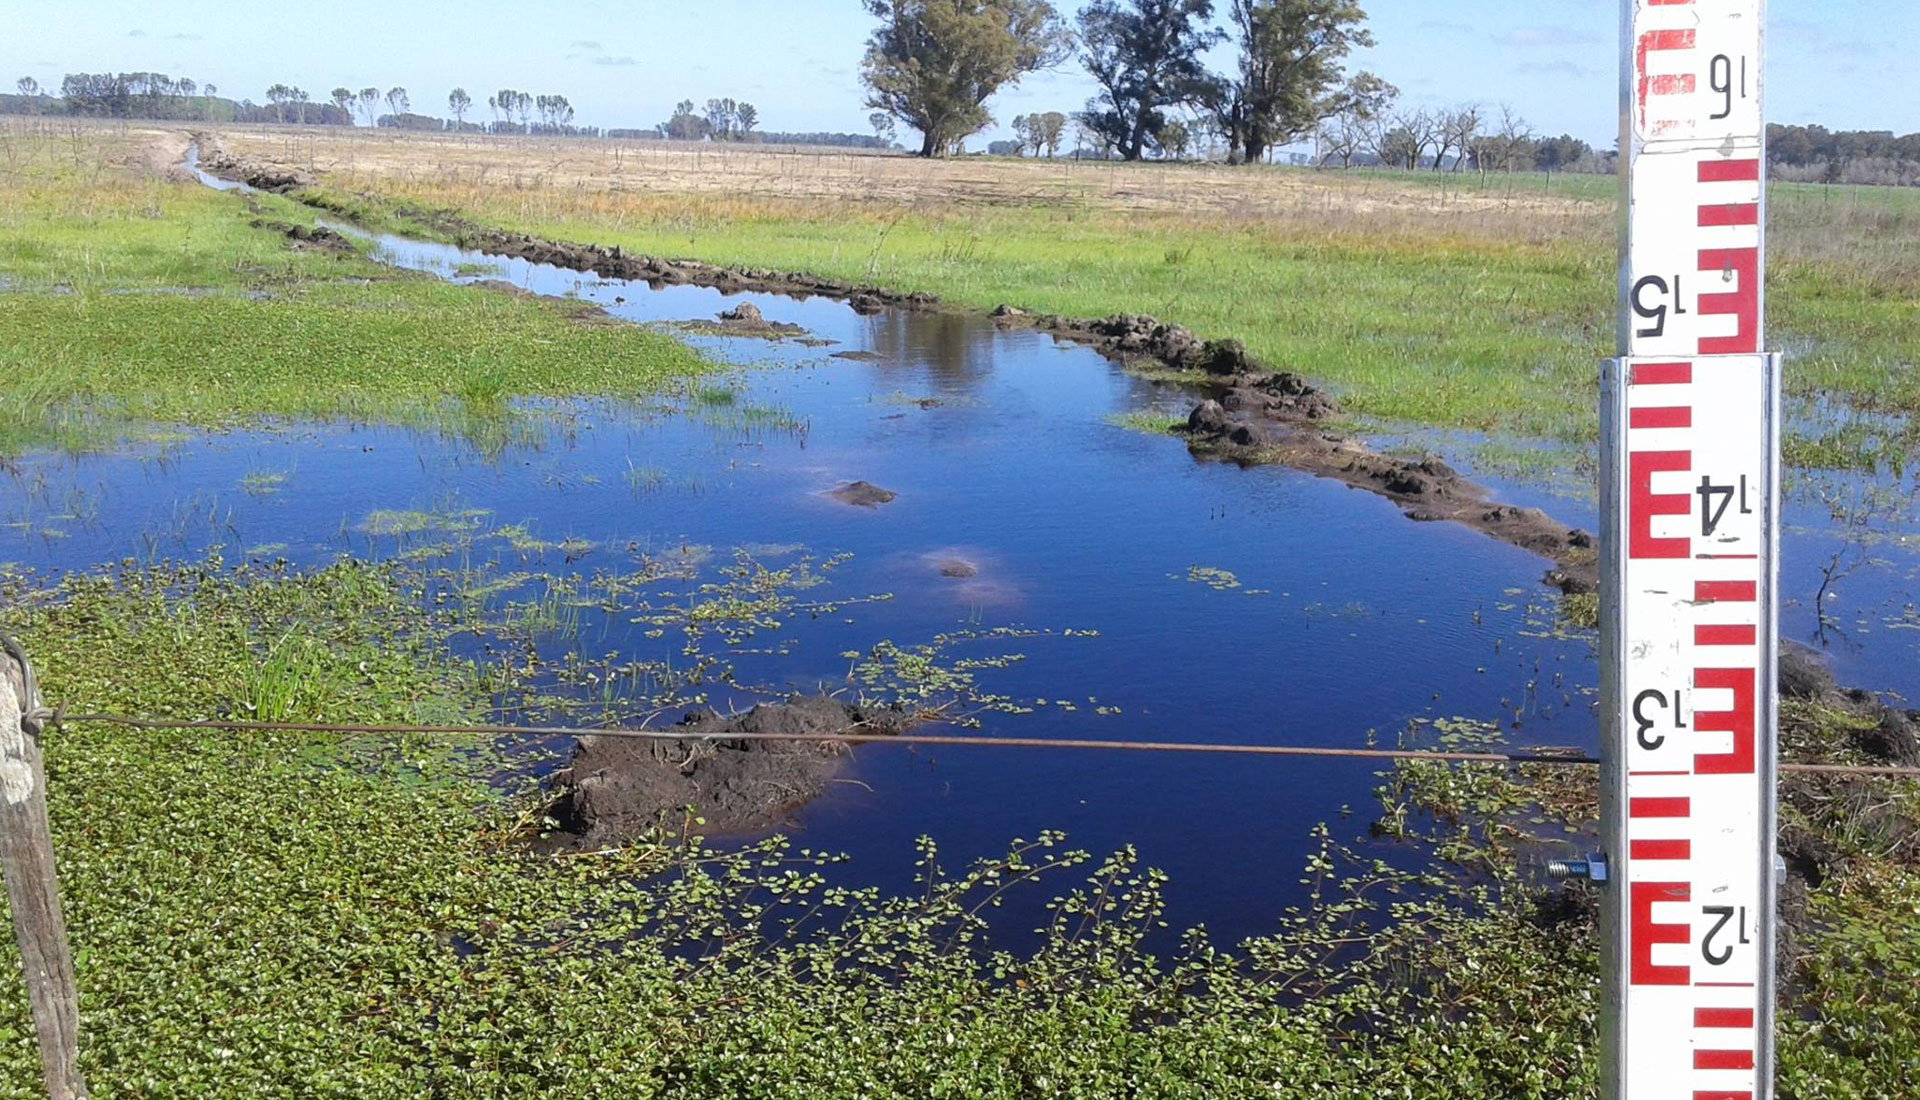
<box><xmin>0</xmin><ymin>638</ymin><xmax>88</xmax><ymax>1100</ymax></box>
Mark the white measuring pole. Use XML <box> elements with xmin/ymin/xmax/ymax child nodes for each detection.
<box><xmin>1601</xmin><ymin>2</ymin><xmax>1778</xmax><ymax>1099</ymax></box>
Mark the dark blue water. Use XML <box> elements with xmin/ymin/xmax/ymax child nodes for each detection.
<box><xmin>1</xmin><ymin>200</ymin><xmax>1624</xmax><ymax>942</ymax></box>
<box><xmin>1384</xmin><ymin>420</ymin><xmax>1920</xmax><ymax>702</ymax></box>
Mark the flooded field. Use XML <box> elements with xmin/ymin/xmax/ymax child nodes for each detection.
<box><xmin>0</xmin><ymin>158</ymin><xmax>1903</xmax><ymax>946</ymax></box>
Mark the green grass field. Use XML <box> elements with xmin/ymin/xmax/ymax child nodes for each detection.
<box><xmin>0</xmin><ymin>132</ymin><xmax>711</xmax><ymax>455</ymax></box>
<box><xmin>299</xmin><ymin>155</ymin><xmax>1919</xmax><ymax>453</ymax></box>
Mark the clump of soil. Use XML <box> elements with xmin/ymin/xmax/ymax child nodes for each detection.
<box><xmin>249</xmin><ymin>218</ymin><xmax>355</xmax><ymax>254</ymax></box>
<box><xmin>1181</xmin><ymin>397</ymin><xmax>1598</xmax><ymax>595</ymax></box>
<box><xmin>449</xmin><ymin>230</ymin><xmax>941</xmax><ymax>316</ymax></box>
<box><xmin>554</xmin><ymin>697</ymin><xmax>912</xmax><ymax>841</ymax></box>
<box><xmin>1021</xmin><ymin>314</ymin><xmax>1337</xmax><ymax>422</ymax></box>
<box><xmin>674</xmin><ymin>301</ymin><xmax>812</xmax><ymax>340</ymax></box>
<box><xmin>831</xmin><ymin>481</ymin><xmax>897</xmax><ymax>508</ymax></box>
<box><xmin>468</xmin><ymin>278</ymin><xmax>539</xmax><ymax>300</ymax></box>
<box><xmin>196</xmin><ymin>139</ymin><xmax>312</xmax><ymax>192</ymax></box>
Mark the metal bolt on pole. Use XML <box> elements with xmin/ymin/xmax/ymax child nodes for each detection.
<box><xmin>1603</xmin><ymin>3</ymin><xmax>1778</xmax><ymax>1099</ymax></box>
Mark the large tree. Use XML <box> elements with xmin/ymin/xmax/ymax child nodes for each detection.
<box><xmin>861</xmin><ymin>0</ymin><xmax>1070</xmax><ymax>158</ymax></box>
<box><xmin>1077</xmin><ymin>0</ymin><xmax>1219</xmax><ymax>162</ymax></box>
<box><xmin>1204</xmin><ymin>0</ymin><xmax>1373</xmax><ymax>165</ymax></box>
<box><xmin>448</xmin><ymin>87</ymin><xmax>471</xmax><ymax>127</ymax></box>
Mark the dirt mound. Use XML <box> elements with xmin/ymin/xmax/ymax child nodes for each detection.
<box><xmin>555</xmin><ymin>697</ymin><xmax>909</xmax><ymax>841</ymax></box>
<box><xmin>250</xmin><ymin>219</ymin><xmax>354</xmax><ymax>253</ymax></box>
<box><xmin>1031</xmin><ymin>314</ymin><xmax>1336</xmax><ymax>418</ymax></box>
<box><xmin>831</xmin><ymin>481</ymin><xmax>897</xmax><ymax>507</ymax></box>
<box><xmin>196</xmin><ymin>140</ymin><xmax>313</xmax><ymax>192</ymax></box>
<box><xmin>1181</xmin><ymin>389</ymin><xmax>1597</xmax><ymax>595</ymax></box>
<box><xmin>448</xmin><ymin>229</ymin><xmax>940</xmax><ymax>315</ymax></box>
<box><xmin>669</xmin><ymin>301</ymin><xmax>813</xmax><ymax>340</ymax></box>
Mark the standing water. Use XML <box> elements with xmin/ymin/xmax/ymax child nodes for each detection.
<box><xmin>9</xmin><ymin>154</ymin><xmax>1910</xmax><ymax>942</ymax></box>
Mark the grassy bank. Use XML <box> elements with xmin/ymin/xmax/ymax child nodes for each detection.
<box><xmin>221</xmin><ymin>127</ymin><xmax>1920</xmax><ymax>450</ymax></box>
<box><xmin>0</xmin><ymin>127</ymin><xmax>711</xmax><ymax>456</ymax></box>
<box><xmin>0</xmin><ymin>555</ymin><xmax>1911</xmax><ymax>1096</ymax></box>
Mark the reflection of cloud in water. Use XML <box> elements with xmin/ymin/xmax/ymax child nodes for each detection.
<box><xmin>950</xmin><ymin>578</ymin><xmax>1024</xmax><ymax>609</ymax></box>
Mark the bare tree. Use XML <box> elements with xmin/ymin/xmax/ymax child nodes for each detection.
<box><xmin>448</xmin><ymin>87</ymin><xmax>471</xmax><ymax>128</ymax></box>
<box><xmin>1314</xmin><ymin>71</ymin><xmax>1395</xmax><ymax>167</ymax></box>
<box><xmin>493</xmin><ymin>88</ymin><xmax>519</xmax><ymax>128</ymax></box>
<box><xmin>1432</xmin><ymin>104</ymin><xmax>1481</xmax><ymax>172</ymax></box>
<box><xmin>1377</xmin><ymin>106</ymin><xmax>1439</xmax><ymax>169</ymax></box>
<box><xmin>1468</xmin><ymin>103</ymin><xmax>1533</xmax><ymax>177</ymax></box>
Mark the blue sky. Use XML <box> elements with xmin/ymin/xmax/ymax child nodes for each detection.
<box><xmin>2</xmin><ymin>0</ymin><xmax>1911</xmax><ymax>146</ymax></box>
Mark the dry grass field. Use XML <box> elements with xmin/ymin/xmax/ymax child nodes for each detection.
<box><xmin>217</xmin><ymin>123</ymin><xmax>1601</xmax><ymax>225</ymax></box>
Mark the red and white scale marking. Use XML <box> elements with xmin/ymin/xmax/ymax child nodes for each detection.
<box><xmin>1607</xmin><ymin>2</ymin><xmax>1777</xmax><ymax>1100</ymax></box>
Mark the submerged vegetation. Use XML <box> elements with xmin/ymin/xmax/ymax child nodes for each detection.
<box><xmin>0</xmin><ymin>554</ymin><xmax>1910</xmax><ymax>1096</ymax></box>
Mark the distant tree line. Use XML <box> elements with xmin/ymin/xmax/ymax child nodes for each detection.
<box><xmin>653</xmin><ymin>98</ymin><xmax>761</xmax><ymax>141</ymax></box>
<box><xmin>1769</xmin><ymin>124</ymin><xmax>1920</xmax><ymax>186</ymax></box>
<box><xmin>0</xmin><ymin>72</ymin><xmax>591</xmax><ymax>134</ymax></box>
<box><xmin>1</xmin><ymin>71</ymin><xmax>261</xmax><ymax>122</ymax></box>
<box><xmin>1315</xmin><ymin>97</ymin><xmax>1608</xmax><ymax>176</ymax></box>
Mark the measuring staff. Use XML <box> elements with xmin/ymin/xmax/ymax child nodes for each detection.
<box><xmin>1592</xmin><ymin>2</ymin><xmax>1779</xmax><ymax>1099</ymax></box>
